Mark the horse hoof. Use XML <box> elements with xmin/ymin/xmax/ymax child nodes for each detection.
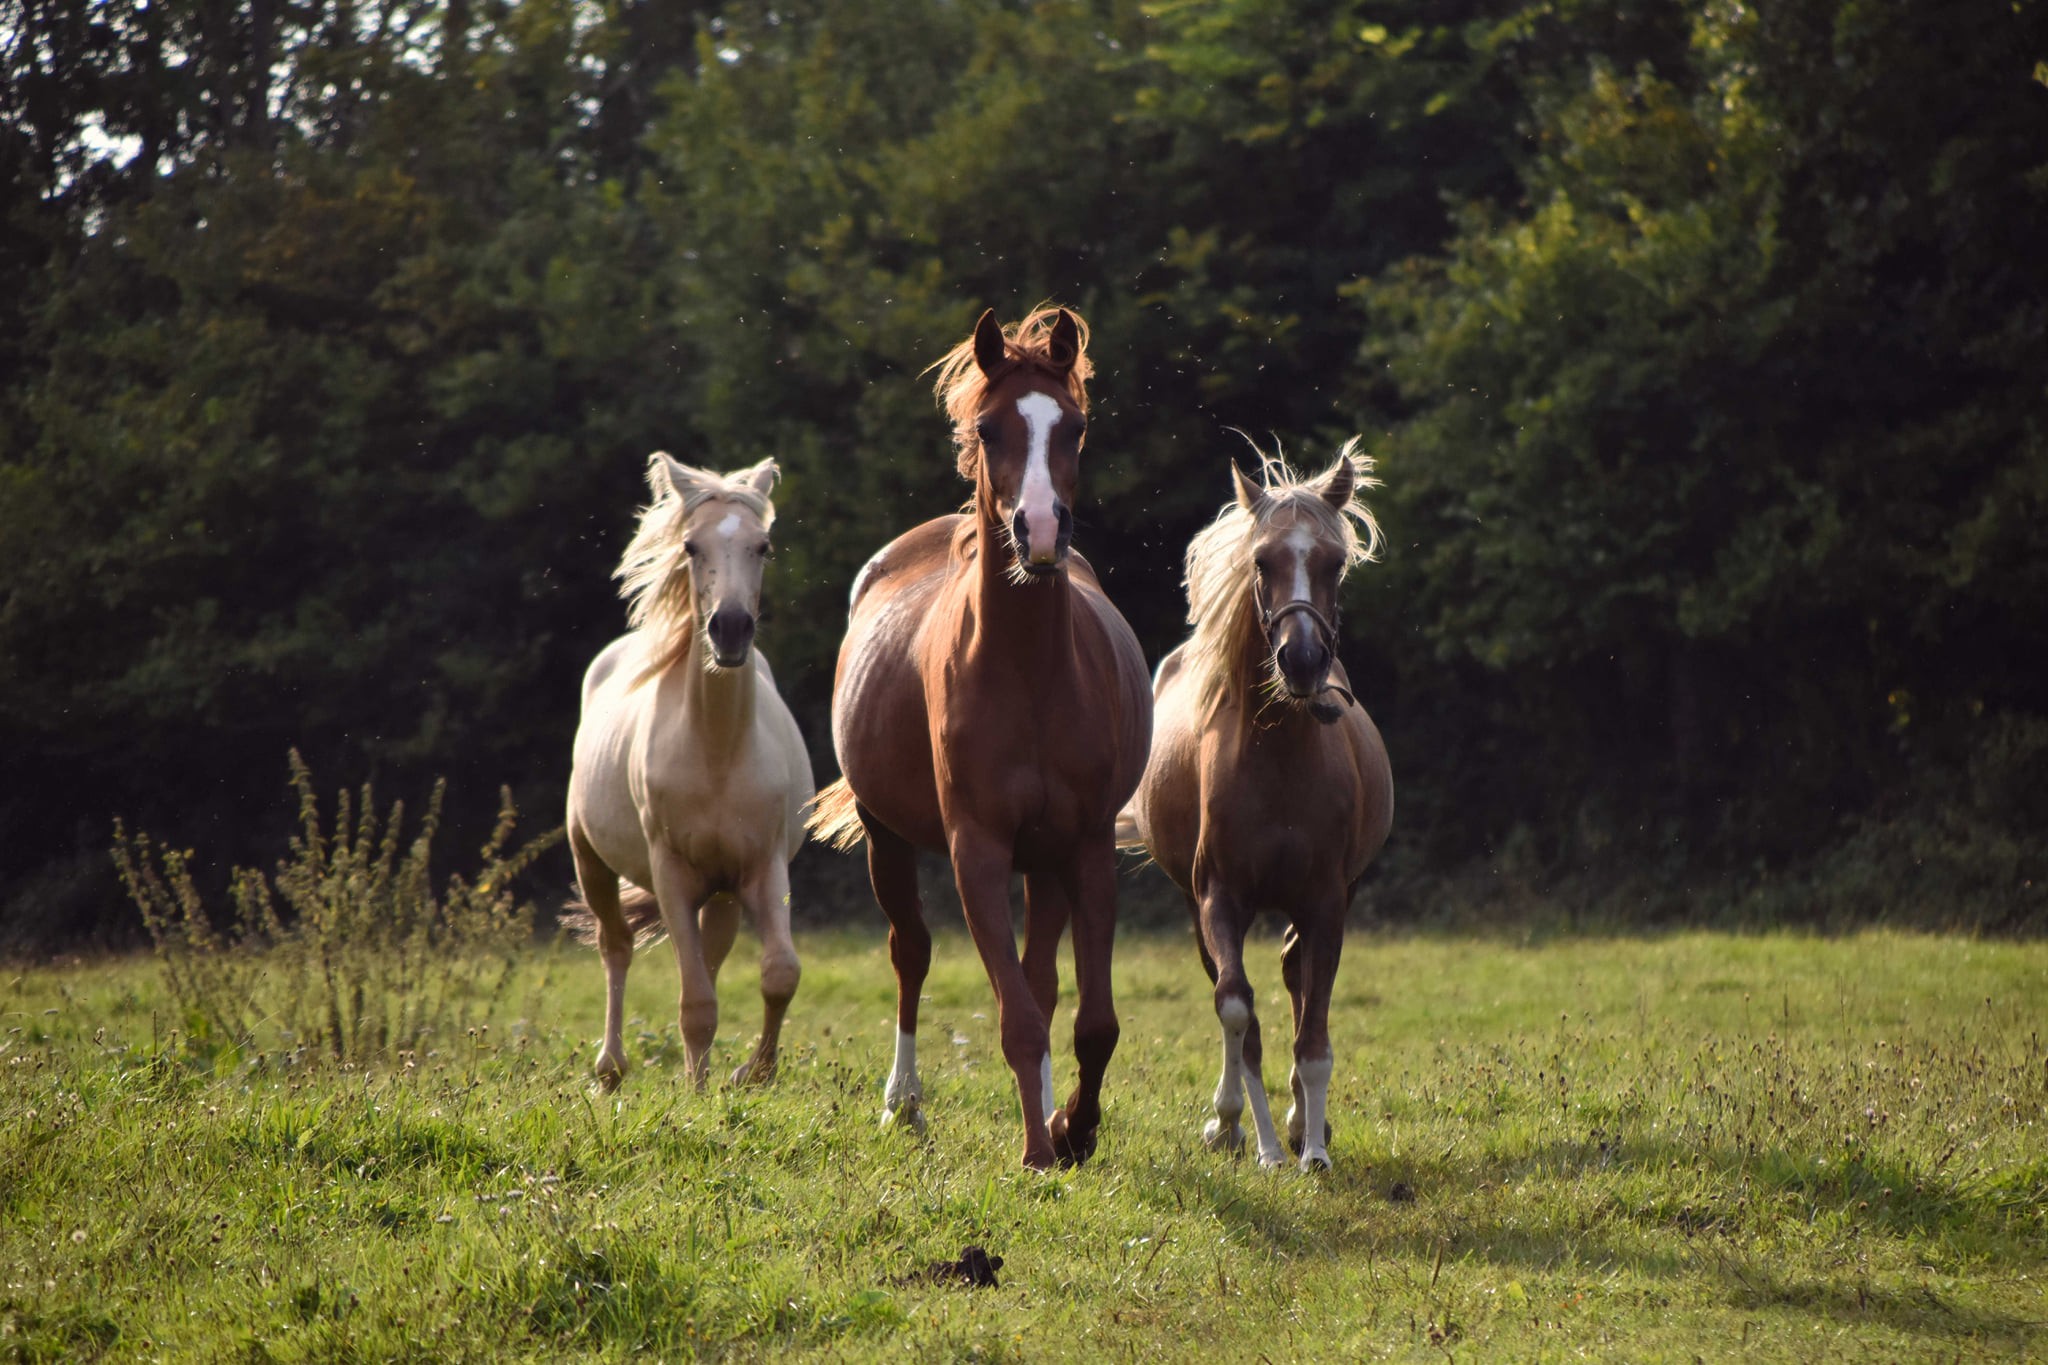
<box><xmin>1256</xmin><ymin>1146</ymin><xmax>1289</xmax><ymax>1170</ymax></box>
<box><xmin>594</xmin><ymin>1055</ymin><xmax>625</xmax><ymax>1093</ymax></box>
<box><xmin>1284</xmin><ymin>1108</ymin><xmax>1333</xmax><ymax>1156</ymax></box>
<box><xmin>1201</xmin><ymin>1118</ymin><xmax>1245</xmax><ymax>1154</ymax></box>
<box><xmin>1298</xmin><ymin>1148</ymin><xmax>1333</xmax><ymax>1174</ymax></box>
<box><xmin>880</xmin><ymin>1099</ymin><xmax>927</xmax><ymax>1136</ymax></box>
<box><xmin>728</xmin><ymin>1057</ymin><xmax>776</xmax><ymax>1088</ymax></box>
<box><xmin>1049</xmin><ymin>1107</ymin><xmax>1096</xmax><ymax>1167</ymax></box>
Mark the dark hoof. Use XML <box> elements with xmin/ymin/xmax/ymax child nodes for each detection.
<box><xmin>1285</xmin><ymin>1120</ymin><xmax>1334</xmax><ymax>1157</ymax></box>
<box><xmin>1049</xmin><ymin>1107</ymin><xmax>1097</xmax><ymax>1167</ymax></box>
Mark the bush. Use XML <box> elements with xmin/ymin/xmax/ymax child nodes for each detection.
<box><xmin>112</xmin><ymin>752</ymin><xmax>561</xmax><ymax>1064</ymax></box>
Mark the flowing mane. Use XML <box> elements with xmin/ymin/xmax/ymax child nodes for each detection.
<box><xmin>1180</xmin><ymin>437</ymin><xmax>1383</xmax><ymax>721</ymax></box>
<box><xmin>927</xmin><ymin>304</ymin><xmax>1093</xmax><ymax>477</ymax></box>
<box><xmin>615</xmin><ymin>454</ymin><xmax>777</xmax><ymax>678</ymax></box>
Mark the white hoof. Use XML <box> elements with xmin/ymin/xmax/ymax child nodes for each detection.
<box><xmin>1255</xmin><ymin>1145</ymin><xmax>1289</xmax><ymax>1170</ymax></box>
<box><xmin>1201</xmin><ymin>1117</ymin><xmax>1245</xmax><ymax>1153</ymax></box>
<box><xmin>1299</xmin><ymin>1147</ymin><xmax>1332</xmax><ymax>1173</ymax></box>
<box><xmin>880</xmin><ymin>1096</ymin><xmax>927</xmax><ymax>1136</ymax></box>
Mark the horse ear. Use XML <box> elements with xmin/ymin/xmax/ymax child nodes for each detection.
<box><xmin>972</xmin><ymin>308</ymin><xmax>1006</xmax><ymax>377</ymax></box>
<box><xmin>1231</xmin><ymin>462</ymin><xmax>1266</xmax><ymax>514</ymax></box>
<box><xmin>739</xmin><ymin>458</ymin><xmax>779</xmax><ymax>498</ymax></box>
<box><xmin>649</xmin><ymin>451</ymin><xmax>689</xmax><ymax>499</ymax></box>
<box><xmin>1047</xmin><ymin>309</ymin><xmax>1081</xmax><ymax>373</ymax></box>
<box><xmin>1319</xmin><ymin>453</ymin><xmax>1357</xmax><ymax>510</ymax></box>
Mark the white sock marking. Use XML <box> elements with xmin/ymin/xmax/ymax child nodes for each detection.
<box><xmin>885</xmin><ymin>1028</ymin><xmax>920</xmax><ymax>1111</ymax></box>
<box><xmin>1296</xmin><ymin>1055</ymin><xmax>1333</xmax><ymax>1171</ymax></box>
<box><xmin>1039</xmin><ymin>1053</ymin><xmax>1055</xmax><ymax>1118</ymax></box>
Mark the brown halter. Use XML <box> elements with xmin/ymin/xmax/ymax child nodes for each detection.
<box><xmin>1255</xmin><ymin>597</ymin><xmax>1358</xmax><ymax>723</ymax></box>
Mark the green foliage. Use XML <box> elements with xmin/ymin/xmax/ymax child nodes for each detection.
<box><xmin>112</xmin><ymin>752</ymin><xmax>560</xmax><ymax>1063</ymax></box>
<box><xmin>4</xmin><ymin>0</ymin><xmax>2046</xmax><ymax>935</ymax></box>
<box><xmin>2</xmin><ymin>928</ymin><xmax>2044</xmax><ymax>1358</ymax></box>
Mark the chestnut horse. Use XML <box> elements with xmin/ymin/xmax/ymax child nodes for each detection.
<box><xmin>1120</xmin><ymin>443</ymin><xmax>1393</xmax><ymax>1171</ymax></box>
<box><xmin>563</xmin><ymin>455</ymin><xmax>815</xmax><ymax>1093</ymax></box>
<box><xmin>808</xmin><ymin>307</ymin><xmax>1152</xmax><ymax>1170</ymax></box>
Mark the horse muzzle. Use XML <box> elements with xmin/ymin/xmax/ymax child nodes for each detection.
<box><xmin>1011</xmin><ymin>502</ymin><xmax>1073</xmax><ymax>575</ymax></box>
<box><xmin>1275</xmin><ymin>635</ymin><xmax>1333</xmax><ymax>698</ymax></box>
<box><xmin>706</xmin><ymin>605</ymin><xmax>756</xmax><ymax>668</ymax></box>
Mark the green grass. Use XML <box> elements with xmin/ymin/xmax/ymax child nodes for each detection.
<box><xmin>4</xmin><ymin>923</ymin><xmax>2045</xmax><ymax>1361</ymax></box>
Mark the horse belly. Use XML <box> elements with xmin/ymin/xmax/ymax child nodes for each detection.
<box><xmin>832</xmin><ymin>564</ymin><xmax>947</xmax><ymax>850</ymax></box>
<box><xmin>570</xmin><ymin>691</ymin><xmax>656</xmax><ymax>891</ymax></box>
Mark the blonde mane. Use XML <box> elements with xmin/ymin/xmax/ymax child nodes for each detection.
<box><xmin>1180</xmin><ymin>437</ymin><xmax>1383</xmax><ymax>722</ymax></box>
<box><xmin>927</xmin><ymin>305</ymin><xmax>1093</xmax><ymax>478</ymax></box>
<box><xmin>615</xmin><ymin>455</ymin><xmax>777</xmax><ymax>679</ymax></box>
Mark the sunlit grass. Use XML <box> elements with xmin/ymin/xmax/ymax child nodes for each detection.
<box><xmin>4</xmin><ymin>923</ymin><xmax>2044</xmax><ymax>1361</ymax></box>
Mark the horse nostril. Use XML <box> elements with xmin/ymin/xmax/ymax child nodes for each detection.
<box><xmin>1011</xmin><ymin>508</ymin><xmax>1031</xmax><ymax>556</ymax></box>
<box><xmin>708</xmin><ymin>607</ymin><xmax>755</xmax><ymax>658</ymax></box>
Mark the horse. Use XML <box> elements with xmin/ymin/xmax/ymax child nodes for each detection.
<box><xmin>807</xmin><ymin>306</ymin><xmax>1152</xmax><ymax>1170</ymax></box>
<box><xmin>562</xmin><ymin>454</ymin><xmax>816</xmax><ymax>1092</ymax></box>
<box><xmin>1119</xmin><ymin>442</ymin><xmax>1393</xmax><ymax>1171</ymax></box>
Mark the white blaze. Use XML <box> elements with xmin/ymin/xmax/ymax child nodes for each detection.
<box><xmin>1286</xmin><ymin>527</ymin><xmax>1315</xmax><ymax>604</ymax></box>
<box><xmin>1014</xmin><ymin>392</ymin><xmax>1062</xmax><ymax>563</ymax></box>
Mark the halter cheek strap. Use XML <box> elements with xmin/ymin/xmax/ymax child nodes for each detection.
<box><xmin>1256</xmin><ymin>598</ymin><xmax>1358</xmax><ymax>721</ymax></box>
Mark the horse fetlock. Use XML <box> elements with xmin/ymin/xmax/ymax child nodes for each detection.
<box><xmin>1298</xmin><ymin>1146</ymin><xmax>1333</xmax><ymax>1174</ymax></box>
<box><xmin>594</xmin><ymin>1047</ymin><xmax>627</xmax><ymax>1091</ymax></box>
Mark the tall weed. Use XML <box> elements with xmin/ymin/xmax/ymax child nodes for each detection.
<box><xmin>112</xmin><ymin>752</ymin><xmax>561</xmax><ymax>1064</ymax></box>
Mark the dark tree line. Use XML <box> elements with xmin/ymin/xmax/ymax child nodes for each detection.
<box><xmin>3</xmin><ymin>0</ymin><xmax>2044</xmax><ymax>945</ymax></box>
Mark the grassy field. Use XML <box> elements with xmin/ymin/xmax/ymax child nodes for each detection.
<box><xmin>3</xmin><ymin>921</ymin><xmax>2044</xmax><ymax>1362</ymax></box>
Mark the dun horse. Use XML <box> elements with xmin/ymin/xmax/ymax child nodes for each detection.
<box><xmin>1121</xmin><ymin>443</ymin><xmax>1393</xmax><ymax>1171</ymax></box>
<box><xmin>808</xmin><ymin>307</ymin><xmax>1152</xmax><ymax>1170</ymax></box>
<box><xmin>564</xmin><ymin>455</ymin><xmax>815</xmax><ymax>1091</ymax></box>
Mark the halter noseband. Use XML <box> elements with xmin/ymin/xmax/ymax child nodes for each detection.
<box><xmin>1255</xmin><ymin>596</ymin><xmax>1357</xmax><ymax>722</ymax></box>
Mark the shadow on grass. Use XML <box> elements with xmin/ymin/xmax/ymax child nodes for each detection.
<box><xmin>1135</xmin><ymin>1129</ymin><xmax>2045</xmax><ymax>1350</ymax></box>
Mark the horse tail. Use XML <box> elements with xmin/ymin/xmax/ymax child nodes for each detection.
<box><xmin>559</xmin><ymin>881</ymin><xmax>668</xmax><ymax>947</ymax></box>
<box><xmin>1112</xmin><ymin>803</ymin><xmax>1147</xmax><ymax>855</ymax></box>
<box><xmin>804</xmin><ymin>777</ymin><xmax>867</xmax><ymax>852</ymax></box>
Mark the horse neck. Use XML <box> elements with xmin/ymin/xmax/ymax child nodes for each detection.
<box><xmin>665</xmin><ymin>624</ymin><xmax>757</xmax><ymax>758</ymax></box>
<box><xmin>970</xmin><ymin>492</ymin><xmax>1073</xmax><ymax>653</ymax></box>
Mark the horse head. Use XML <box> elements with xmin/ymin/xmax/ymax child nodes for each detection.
<box><xmin>1231</xmin><ymin>447</ymin><xmax>1374</xmax><ymax>706</ymax></box>
<box><xmin>631</xmin><ymin>454</ymin><xmax>779</xmax><ymax>670</ymax></box>
<box><xmin>935</xmin><ymin>306</ymin><xmax>1092</xmax><ymax>578</ymax></box>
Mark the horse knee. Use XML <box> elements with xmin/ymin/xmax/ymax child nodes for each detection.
<box><xmin>760</xmin><ymin>949</ymin><xmax>800</xmax><ymax>1004</ymax></box>
<box><xmin>998</xmin><ymin>1012</ymin><xmax>1051</xmax><ymax>1074</ymax></box>
<box><xmin>1214</xmin><ymin>980</ymin><xmax>1253</xmax><ymax>1034</ymax></box>
<box><xmin>679</xmin><ymin>997</ymin><xmax>718</xmax><ymax>1047</ymax></box>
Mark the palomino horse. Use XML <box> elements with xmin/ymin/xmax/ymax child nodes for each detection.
<box><xmin>563</xmin><ymin>455</ymin><xmax>816</xmax><ymax>1091</ymax></box>
<box><xmin>1121</xmin><ymin>443</ymin><xmax>1393</xmax><ymax>1171</ymax></box>
<box><xmin>808</xmin><ymin>307</ymin><xmax>1152</xmax><ymax>1170</ymax></box>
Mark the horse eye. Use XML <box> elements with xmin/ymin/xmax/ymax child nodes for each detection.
<box><xmin>682</xmin><ymin>540</ymin><xmax>699</xmax><ymax>557</ymax></box>
<box><xmin>977</xmin><ymin>421</ymin><xmax>1000</xmax><ymax>446</ymax></box>
<box><xmin>756</xmin><ymin>541</ymin><xmax>772</xmax><ymax>558</ymax></box>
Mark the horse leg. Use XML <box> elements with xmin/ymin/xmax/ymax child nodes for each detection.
<box><xmin>1050</xmin><ymin>833</ymin><xmax>1120</xmax><ymax>1166</ymax></box>
<box><xmin>1239</xmin><ymin>1002</ymin><xmax>1287</xmax><ymax>1168</ymax></box>
<box><xmin>1281</xmin><ymin>910</ymin><xmax>1343</xmax><ymax>1171</ymax></box>
<box><xmin>649</xmin><ymin>849</ymin><xmax>718</xmax><ymax>1090</ymax></box>
<box><xmin>1021</xmin><ymin>867</ymin><xmax>1070</xmax><ymax>1123</ymax></box>
<box><xmin>699</xmin><ymin>893</ymin><xmax>742</xmax><ymax>984</ymax></box>
<box><xmin>1197</xmin><ymin>884</ymin><xmax>1282</xmax><ymax>1164</ymax></box>
<box><xmin>572</xmin><ymin>825</ymin><xmax>633</xmax><ymax>1092</ymax></box>
<box><xmin>730</xmin><ymin>860</ymin><xmax>799</xmax><ymax>1087</ymax></box>
<box><xmin>865</xmin><ymin>814</ymin><xmax>930</xmax><ymax>1133</ymax></box>
<box><xmin>951</xmin><ymin>825</ymin><xmax>1056</xmax><ymax>1171</ymax></box>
